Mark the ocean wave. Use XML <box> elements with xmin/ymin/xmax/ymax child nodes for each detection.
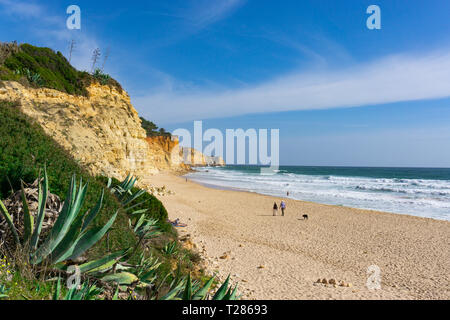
<box><xmin>187</xmin><ymin>167</ymin><xmax>450</xmax><ymax>221</ymax></box>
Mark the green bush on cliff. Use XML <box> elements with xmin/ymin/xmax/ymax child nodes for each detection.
<box><xmin>92</xmin><ymin>68</ymin><xmax>111</xmax><ymax>85</ymax></box>
<box><xmin>0</xmin><ymin>43</ymin><xmax>122</xmax><ymax>96</ymax></box>
<box><xmin>140</xmin><ymin>117</ymin><xmax>171</xmax><ymax>138</ymax></box>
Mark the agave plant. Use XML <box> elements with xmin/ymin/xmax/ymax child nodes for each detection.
<box><xmin>0</xmin><ymin>167</ymin><xmax>117</xmax><ymax>267</ymax></box>
<box><xmin>53</xmin><ymin>277</ymin><xmax>103</xmax><ymax>300</ymax></box>
<box><xmin>161</xmin><ymin>274</ymin><xmax>239</xmax><ymax>300</ymax></box>
<box><xmin>14</xmin><ymin>68</ymin><xmax>44</xmax><ymax>86</ymax></box>
<box><xmin>0</xmin><ymin>284</ymin><xmax>10</xmax><ymax>299</ymax></box>
<box><xmin>26</xmin><ymin>70</ymin><xmax>43</xmax><ymax>86</ymax></box>
<box><xmin>107</xmin><ymin>175</ymin><xmax>146</xmax><ymax>206</ymax></box>
<box><xmin>132</xmin><ymin>252</ymin><xmax>161</xmax><ymax>286</ymax></box>
<box><xmin>92</xmin><ymin>68</ymin><xmax>111</xmax><ymax>85</ymax></box>
<box><xmin>99</xmin><ymin>252</ymin><xmax>161</xmax><ymax>291</ymax></box>
<box><xmin>162</xmin><ymin>240</ymin><xmax>178</xmax><ymax>255</ymax></box>
<box><xmin>108</xmin><ymin>175</ymin><xmax>160</xmax><ymax>241</ymax></box>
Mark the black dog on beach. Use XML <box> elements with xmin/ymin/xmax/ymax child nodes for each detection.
<box><xmin>302</xmin><ymin>214</ymin><xmax>309</xmax><ymax>220</ymax></box>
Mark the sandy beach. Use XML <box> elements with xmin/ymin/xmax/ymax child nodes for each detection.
<box><xmin>144</xmin><ymin>173</ymin><xmax>450</xmax><ymax>300</ymax></box>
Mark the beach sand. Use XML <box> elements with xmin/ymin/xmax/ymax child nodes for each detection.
<box><xmin>144</xmin><ymin>173</ymin><xmax>450</xmax><ymax>300</ymax></box>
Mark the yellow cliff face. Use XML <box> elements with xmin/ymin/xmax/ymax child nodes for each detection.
<box><xmin>181</xmin><ymin>147</ymin><xmax>226</xmax><ymax>167</ymax></box>
<box><xmin>0</xmin><ymin>81</ymin><xmax>188</xmax><ymax>184</ymax></box>
<box><xmin>145</xmin><ymin>136</ymin><xmax>190</xmax><ymax>173</ymax></box>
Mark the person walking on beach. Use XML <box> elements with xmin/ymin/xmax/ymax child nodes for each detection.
<box><xmin>280</xmin><ymin>201</ymin><xmax>286</xmax><ymax>216</ymax></box>
<box><xmin>273</xmin><ymin>202</ymin><xmax>278</xmax><ymax>216</ymax></box>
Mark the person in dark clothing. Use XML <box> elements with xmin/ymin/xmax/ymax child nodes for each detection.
<box><xmin>280</xmin><ymin>201</ymin><xmax>286</xmax><ymax>216</ymax></box>
<box><xmin>273</xmin><ymin>202</ymin><xmax>278</xmax><ymax>216</ymax></box>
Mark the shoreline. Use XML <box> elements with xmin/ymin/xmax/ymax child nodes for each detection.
<box><xmin>186</xmin><ymin>176</ymin><xmax>449</xmax><ymax>223</ymax></box>
<box><xmin>144</xmin><ymin>172</ymin><xmax>450</xmax><ymax>300</ymax></box>
<box><xmin>183</xmin><ymin>167</ymin><xmax>450</xmax><ymax>222</ymax></box>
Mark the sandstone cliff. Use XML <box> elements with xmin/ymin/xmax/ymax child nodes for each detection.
<box><xmin>0</xmin><ymin>81</ymin><xmax>191</xmax><ymax>186</ymax></box>
<box><xmin>181</xmin><ymin>147</ymin><xmax>226</xmax><ymax>167</ymax></box>
<box><xmin>145</xmin><ymin>136</ymin><xmax>190</xmax><ymax>172</ymax></box>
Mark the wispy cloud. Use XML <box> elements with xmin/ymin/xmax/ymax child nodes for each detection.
<box><xmin>184</xmin><ymin>0</ymin><xmax>244</xmax><ymax>28</ymax></box>
<box><xmin>143</xmin><ymin>0</ymin><xmax>245</xmax><ymax>48</ymax></box>
<box><xmin>0</xmin><ymin>0</ymin><xmax>42</xmax><ymax>18</ymax></box>
<box><xmin>134</xmin><ymin>49</ymin><xmax>450</xmax><ymax>124</ymax></box>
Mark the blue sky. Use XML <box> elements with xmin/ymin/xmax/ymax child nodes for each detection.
<box><xmin>1</xmin><ymin>0</ymin><xmax>450</xmax><ymax>167</ymax></box>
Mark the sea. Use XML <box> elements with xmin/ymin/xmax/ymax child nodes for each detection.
<box><xmin>185</xmin><ymin>165</ymin><xmax>450</xmax><ymax>221</ymax></box>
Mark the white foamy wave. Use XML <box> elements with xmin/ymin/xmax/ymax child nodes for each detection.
<box><xmin>187</xmin><ymin>167</ymin><xmax>450</xmax><ymax>221</ymax></box>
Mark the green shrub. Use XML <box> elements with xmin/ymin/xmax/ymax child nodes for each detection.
<box><xmin>92</xmin><ymin>68</ymin><xmax>111</xmax><ymax>85</ymax></box>
<box><xmin>0</xmin><ymin>65</ymin><xmax>21</xmax><ymax>82</ymax></box>
<box><xmin>140</xmin><ymin>117</ymin><xmax>172</xmax><ymax>138</ymax></box>
<box><xmin>3</xmin><ymin>44</ymin><xmax>86</xmax><ymax>95</ymax></box>
<box><xmin>1</xmin><ymin>43</ymin><xmax>122</xmax><ymax>96</ymax></box>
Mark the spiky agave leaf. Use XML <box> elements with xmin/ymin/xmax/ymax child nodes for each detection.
<box><xmin>183</xmin><ymin>274</ymin><xmax>192</xmax><ymax>300</ymax></box>
<box><xmin>0</xmin><ymin>284</ymin><xmax>10</xmax><ymax>299</ymax></box>
<box><xmin>128</xmin><ymin>209</ymin><xmax>148</xmax><ymax>216</ymax></box>
<box><xmin>122</xmin><ymin>189</ymin><xmax>146</xmax><ymax>207</ymax></box>
<box><xmin>81</xmin><ymin>189</ymin><xmax>104</xmax><ymax>232</ymax></box>
<box><xmin>47</xmin><ymin>212</ymin><xmax>84</xmax><ymax>264</ymax></box>
<box><xmin>133</xmin><ymin>214</ymin><xmax>146</xmax><ymax>233</ymax></box>
<box><xmin>79</xmin><ymin>249</ymin><xmax>128</xmax><ymax>274</ymax></box>
<box><xmin>136</xmin><ymin>218</ymin><xmax>160</xmax><ymax>239</ymax></box>
<box><xmin>121</xmin><ymin>175</ymin><xmax>136</xmax><ymax>193</ymax></box>
<box><xmin>112</xmin><ymin>286</ymin><xmax>120</xmax><ymax>300</ymax></box>
<box><xmin>212</xmin><ymin>275</ymin><xmax>231</xmax><ymax>300</ymax></box>
<box><xmin>0</xmin><ymin>200</ymin><xmax>20</xmax><ymax>245</ymax></box>
<box><xmin>20</xmin><ymin>181</ymin><xmax>34</xmax><ymax>244</ymax></box>
<box><xmin>55</xmin><ymin>249</ymin><xmax>128</xmax><ymax>275</ymax></box>
<box><xmin>192</xmin><ymin>276</ymin><xmax>215</xmax><ymax>300</ymax></box>
<box><xmin>123</xmin><ymin>199</ymin><xmax>150</xmax><ymax>213</ymax></box>
<box><xmin>133</xmin><ymin>253</ymin><xmax>161</xmax><ymax>282</ymax></box>
<box><xmin>52</xmin><ymin>277</ymin><xmax>61</xmax><ymax>300</ymax></box>
<box><xmin>60</xmin><ymin>211</ymin><xmax>118</xmax><ymax>262</ymax></box>
<box><xmin>163</xmin><ymin>240</ymin><xmax>178</xmax><ymax>255</ymax></box>
<box><xmin>106</xmin><ymin>177</ymin><xmax>112</xmax><ymax>189</ymax></box>
<box><xmin>32</xmin><ymin>176</ymin><xmax>88</xmax><ymax>264</ymax></box>
<box><xmin>101</xmin><ymin>272</ymin><xmax>138</xmax><ymax>285</ymax></box>
<box><xmin>30</xmin><ymin>167</ymin><xmax>49</xmax><ymax>251</ymax></box>
<box><xmin>62</xmin><ymin>282</ymin><xmax>103</xmax><ymax>300</ymax></box>
<box><xmin>160</xmin><ymin>278</ymin><xmax>186</xmax><ymax>300</ymax></box>
<box><xmin>222</xmin><ymin>284</ymin><xmax>239</xmax><ymax>300</ymax></box>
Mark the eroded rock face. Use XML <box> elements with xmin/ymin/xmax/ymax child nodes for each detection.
<box><xmin>0</xmin><ymin>81</ymin><xmax>188</xmax><ymax>184</ymax></box>
<box><xmin>145</xmin><ymin>136</ymin><xmax>190</xmax><ymax>173</ymax></box>
<box><xmin>180</xmin><ymin>147</ymin><xmax>226</xmax><ymax>167</ymax></box>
